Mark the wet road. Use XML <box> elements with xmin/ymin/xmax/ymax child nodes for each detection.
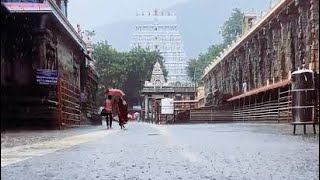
<box><xmin>1</xmin><ymin>123</ymin><xmax>319</xmax><ymax>180</ymax></box>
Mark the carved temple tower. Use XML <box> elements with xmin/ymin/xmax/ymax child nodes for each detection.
<box><xmin>242</xmin><ymin>10</ymin><xmax>258</xmax><ymax>34</ymax></box>
<box><xmin>132</xmin><ymin>9</ymin><xmax>190</xmax><ymax>84</ymax></box>
<box><xmin>147</xmin><ymin>61</ymin><xmax>169</xmax><ymax>88</ymax></box>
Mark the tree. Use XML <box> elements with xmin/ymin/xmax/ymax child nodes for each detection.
<box><xmin>186</xmin><ymin>44</ymin><xmax>225</xmax><ymax>84</ymax></box>
<box><xmin>84</xmin><ymin>30</ymin><xmax>96</xmax><ymax>38</ymax></box>
<box><xmin>220</xmin><ymin>8</ymin><xmax>244</xmax><ymax>45</ymax></box>
<box><xmin>186</xmin><ymin>8</ymin><xmax>244</xmax><ymax>83</ymax></box>
<box><xmin>93</xmin><ymin>43</ymin><xmax>167</xmax><ymax>106</ymax></box>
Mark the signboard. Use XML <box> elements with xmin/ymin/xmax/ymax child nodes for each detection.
<box><xmin>133</xmin><ymin>106</ymin><xmax>142</xmax><ymax>111</ymax></box>
<box><xmin>161</xmin><ymin>98</ymin><xmax>174</xmax><ymax>115</ymax></box>
<box><xmin>36</xmin><ymin>69</ymin><xmax>58</xmax><ymax>85</ymax></box>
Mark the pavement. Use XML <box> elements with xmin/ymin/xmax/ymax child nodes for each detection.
<box><xmin>1</xmin><ymin>122</ymin><xmax>319</xmax><ymax>180</ymax></box>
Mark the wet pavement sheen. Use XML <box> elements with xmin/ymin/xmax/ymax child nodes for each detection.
<box><xmin>1</xmin><ymin>123</ymin><xmax>319</xmax><ymax>180</ymax></box>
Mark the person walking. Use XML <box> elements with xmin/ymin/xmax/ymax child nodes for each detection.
<box><xmin>117</xmin><ymin>98</ymin><xmax>128</xmax><ymax>129</ymax></box>
<box><xmin>104</xmin><ymin>95</ymin><xmax>113</xmax><ymax>129</ymax></box>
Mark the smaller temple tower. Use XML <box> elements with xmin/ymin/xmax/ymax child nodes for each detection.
<box><xmin>242</xmin><ymin>10</ymin><xmax>257</xmax><ymax>34</ymax></box>
<box><xmin>142</xmin><ymin>61</ymin><xmax>196</xmax><ymax>121</ymax></box>
<box><xmin>148</xmin><ymin>61</ymin><xmax>168</xmax><ymax>88</ymax></box>
<box><xmin>142</xmin><ymin>62</ymin><xmax>173</xmax><ymax>120</ymax></box>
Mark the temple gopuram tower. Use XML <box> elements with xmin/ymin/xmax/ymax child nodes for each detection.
<box><xmin>132</xmin><ymin>9</ymin><xmax>190</xmax><ymax>84</ymax></box>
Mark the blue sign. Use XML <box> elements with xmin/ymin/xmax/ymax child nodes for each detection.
<box><xmin>36</xmin><ymin>69</ymin><xmax>58</xmax><ymax>85</ymax></box>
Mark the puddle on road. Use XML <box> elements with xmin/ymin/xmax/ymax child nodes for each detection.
<box><xmin>147</xmin><ymin>133</ymin><xmax>161</xmax><ymax>136</ymax></box>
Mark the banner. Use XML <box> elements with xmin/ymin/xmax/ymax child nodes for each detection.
<box><xmin>161</xmin><ymin>98</ymin><xmax>174</xmax><ymax>115</ymax></box>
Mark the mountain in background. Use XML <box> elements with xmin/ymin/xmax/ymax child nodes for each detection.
<box><xmin>93</xmin><ymin>0</ymin><xmax>270</xmax><ymax>58</ymax></box>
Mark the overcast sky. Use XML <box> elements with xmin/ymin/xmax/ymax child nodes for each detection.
<box><xmin>68</xmin><ymin>0</ymin><xmax>190</xmax><ymax>30</ymax></box>
<box><xmin>68</xmin><ymin>0</ymin><xmax>273</xmax><ymax>57</ymax></box>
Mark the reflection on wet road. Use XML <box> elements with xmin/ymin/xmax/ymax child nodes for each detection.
<box><xmin>1</xmin><ymin>123</ymin><xmax>319</xmax><ymax>180</ymax></box>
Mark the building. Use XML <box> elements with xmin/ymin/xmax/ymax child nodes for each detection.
<box><xmin>132</xmin><ymin>9</ymin><xmax>190</xmax><ymax>83</ymax></box>
<box><xmin>196</xmin><ymin>0</ymin><xmax>319</xmax><ymax>122</ymax></box>
<box><xmin>141</xmin><ymin>62</ymin><xmax>195</xmax><ymax>121</ymax></box>
<box><xmin>1</xmin><ymin>0</ymin><xmax>99</xmax><ymax>128</ymax></box>
<box><xmin>196</xmin><ymin>86</ymin><xmax>205</xmax><ymax>107</ymax></box>
<box><xmin>80</xmin><ymin>30</ymin><xmax>100</xmax><ymax>119</ymax></box>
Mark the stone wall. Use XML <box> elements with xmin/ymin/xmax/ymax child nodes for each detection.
<box><xmin>1</xmin><ymin>9</ymin><xmax>88</xmax><ymax>128</ymax></box>
<box><xmin>203</xmin><ymin>0</ymin><xmax>319</xmax><ymax>101</ymax></box>
<box><xmin>56</xmin><ymin>37</ymin><xmax>81</xmax><ymax>86</ymax></box>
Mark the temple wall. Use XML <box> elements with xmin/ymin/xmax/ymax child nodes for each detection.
<box><xmin>1</xmin><ymin>14</ymin><xmax>38</xmax><ymax>87</ymax></box>
<box><xmin>1</xmin><ymin>9</ymin><xmax>92</xmax><ymax>128</ymax></box>
<box><xmin>56</xmin><ymin>37</ymin><xmax>81</xmax><ymax>87</ymax></box>
<box><xmin>203</xmin><ymin>0</ymin><xmax>319</xmax><ymax>102</ymax></box>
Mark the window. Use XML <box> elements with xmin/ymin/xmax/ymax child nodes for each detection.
<box><xmin>175</xmin><ymin>94</ymin><xmax>182</xmax><ymax>101</ymax></box>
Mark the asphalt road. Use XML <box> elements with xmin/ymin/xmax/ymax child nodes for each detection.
<box><xmin>1</xmin><ymin>123</ymin><xmax>319</xmax><ymax>180</ymax></box>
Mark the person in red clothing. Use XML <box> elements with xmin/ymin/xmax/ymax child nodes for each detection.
<box><xmin>104</xmin><ymin>95</ymin><xmax>113</xmax><ymax>129</ymax></box>
<box><xmin>117</xmin><ymin>97</ymin><xmax>128</xmax><ymax>129</ymax></box>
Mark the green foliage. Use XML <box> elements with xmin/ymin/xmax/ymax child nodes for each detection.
<box><xmin>187</xmin><ymin>44</ymin><xmax>225</xmax><ymax>84</ymax></box>
<box><xmin>220</xmin><ymin>8</ymin><xmax>244</xmax><ymax>45</ymax></box>
<box><xmin>93</xmin><ymin>43</ymin><xmax>167</xmax><ymax>106</ymax></box>
<box><xmin>84</xmin><ymin>30</ymin><xmax>96</xmax><ymax>38</ymax></box>
<box><xmin>186</xmin><ymin>8</ymin><xmax>244</xmax><ymax>83</ymax></box>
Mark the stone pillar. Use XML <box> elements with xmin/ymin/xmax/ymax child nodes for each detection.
<box><xmin>144</xmin><ymin>95</ymin><xmax>149</xmax><ymax>120</ymax></box>
<box><xmin>242</xmin><ymin>43</ymin><xmax>249</xmax><ymax>90</ymax></box>
<box><xmin>218</xmin><ymin>66</ymin><xmax>223</xmax><ymax>90</ymax></box>
<box><xmin>310</xmin><ymin>0</ymin><xmax>319</xmax><ymax>72</ymax></box>
<box><xmin>213</xmin><ymin>74</ymin><xmax>217</xmax><ymax>92</ymax></box>
<box><xmin>258</xmin><ymin>31</ymin><xmax>266</xmax><ymax>86</ymax></box>
<box><xmin>286</xmin><ymin>6</ymin><xmax>299</xmax><ymax>72</ymax></box>
<box><xmin>252</xmin><ymin>37</ymin><xmax>260</xmax><ymax>88</ymax></box>
<box><xmin>244</xmin><ymin>41</ymin><xmax>254</xmax><ymax>90</ymax></box>
<box><xmin>204</xmin><ymin>76</ymin><xmax>208</xmax><ymax>99</ymax></box>
<box><xmin>1</xmin><ymin>28</ymin><xmax>7</xmax><ymax>85</ymax></box>
<box><xmin>271</xmin><ymin>19</ymin><xmax>281</xmax><ymax>82</ymax></box>
<box><xmin>234</xmin><ymin>51</ymin><xmax>240</xmax><ymax>92</ymax></box>
<box><xmin>221</xmin><ymin>61</ymin><xmax>226</xmax><ymax>92</ymax></box>
<box><xmin>231</xmin><ymin>55</ymin><xmax>237</xmax><ymax>94</ymax></box>
<box><xmin>265</xmin><ymin>24</ymin><xmax>273</xmax><ymax>82</ymax></box>
<box><xmin>38</xmin><ymin>34</ymin><xmax>47</xmax><ymax>69</ymax></box>
<box><xmin>278</xmin><ymin>12</ymin><xmax>289</xmax><ymax>79</ymax></box>
<box><xmin>248</xmin><ymin>41</ymin><xmax>255</xmax><ymax>90</ymax></box>
<box><xmin>295</xmin><ymin>0</ymin><xmax>310</xmax><ymax>67</ymax></box>
<box><xmin>237</xmin><ymin>48</ymin><xmax>245</xmax><ymax>92</ymax></box>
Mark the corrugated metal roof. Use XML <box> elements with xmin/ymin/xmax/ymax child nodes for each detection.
<box><xmin>227</xmin><ymin>79</ymin><xmax>291</xmax><ymax>101</ymax></box>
